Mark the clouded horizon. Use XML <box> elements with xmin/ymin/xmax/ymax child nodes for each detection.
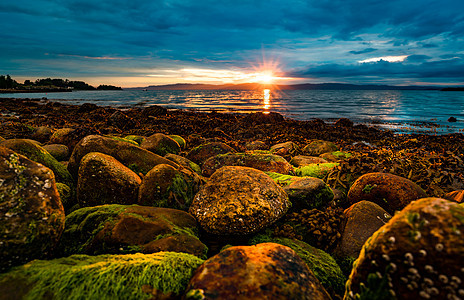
<box><xmin>1</xmin><ymin>0</ymin><xmax>464</xmax><ymax>87</ymax></box>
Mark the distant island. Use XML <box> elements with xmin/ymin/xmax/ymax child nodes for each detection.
<box><xmin>127</xmin><ymin>82</ymin><xmax>457</xmax><ymax>91</ymax></box>
<box><xmin>0</xmin><ymin>75</ymin><xmax>122</xmax><ymax>93</ymax></box>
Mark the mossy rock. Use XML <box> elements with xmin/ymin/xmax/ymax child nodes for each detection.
<box><xmin>202</xmin><ymin>152</ymin><xmax>293</xmax><ymax>177</ymax></box>
<box><xmin>345</xmin><ymin>198</ymin><xmax>464</xmax><ymax>300</ymax></box>
<box><xmin>0</xmin><ymin>252</ymin><xmax>204</xmax><ymax>300</ymax></box>
<box><xmin>57</xmin><ymin>204</ymin><xmax>207</xmax><ymax>259</ymax></box>
<box><xmin>249</xmin><ymin>235</ymin><xmax>346</xmax><ymax>297</ymax></box>
<box><xmin>105</xmin><ymin>135</ymin><xmax>139</xmax><ymax>146</ymax></box>
<box><xmin>140</xmin><ymin>133</ymin><xmax>181</xmax><ymax>156</ymax></box>
<box><xmin>77</xmin><ymin>152</ymin><xmax>141</xmax><ymax>207</ymax></box>
<box><xmin>302</xmin><ymin>140</ymin><xmax>338</xmax><ymax>156</ymax></box>
<box><xmin>55</xmin><ymin>182</ymin><xmax>73</xmax><ymax>211</ymax></box>
<box><xmin>266</xmin><ymin>171</ymin><xmax>301</xmax><ymax>186</ymax></box>
<box><xmin>169</xmin><ymin>135</ymin><xmax>186</xmax><ymax>149</ymax></box>
<box><xmin>289</xmin><ymin>155</ymin><xmax>328</xmax><ymax>167</ymax></box>
<box><xmin>164</xmin><ymin>153</ymin><xmax>202</xmax><ymax>175</ymax></box>
<box><xmin>68</xmin><ymin>135</ymin><xmax>178</xmax><ymax>178</ymax></box>
<box><xmin>294</xmin><ymin>163</ymin><xmax>339</xmax><ymax>179</ymax></box>
<box><xmin>0</xmin><ymin>139</ymin><xmax>74</xmax><ymax>188</ymax></box>
<box><xmin>269</xmin><ymin>141</ymin><xmax>299</xmax><ymax>158</ymax></box>
<box><xmin>319</xmin><ymin>151</ymin><xmax>352</xmax><ymax>162</ymax></box>
<box><xmin>124</xmin><ymin>135</ymin><xmax>146</xmax><ymax>145</ymax></box>
<box><xmin>0</xmin><ymin>147</ymin><xmax>65</xmax><ymax>272</ymax></box>
<box><xmin>138</xmin><ymin>164</ymin><xmax>201</xmax><ymax>211</ymax></box>
<box><xmin>284</xmin><ymin>177</ymin><xmax>334</xmax><ymax>210</ymax></box>
<box><xmin>186</xmin><ymin>142</ymin><xmax>236</xmax><ymax>166</ymax></box>
<box><xmin>42</xmin><ymin>144</ymin><xmax>69</xmax><ymax>161</ymax></box>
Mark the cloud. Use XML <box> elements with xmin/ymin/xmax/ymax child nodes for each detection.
<box><xmin>349</xmin><ymin>48</ymin><xmax>378</xmax><ymax>55</ymax></box>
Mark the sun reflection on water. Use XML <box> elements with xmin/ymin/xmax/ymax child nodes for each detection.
<box><xmin>263</xmin><ymin>88</ymin><xmax>271</xmax><ymax>113</ymax></box>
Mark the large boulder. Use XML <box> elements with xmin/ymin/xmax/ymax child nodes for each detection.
<box><xmin>290</xmin><ymin>155</ymin><xmax>328</xmax><ymax>167</ymax></box>
<box><xmin>302</xmin><ymin>140</ymin><xmax>338</xmax><ymax>156</ymax></box>
<box><xmin>138</xmin><ymin>164</ymin><xmax>201</xmax><ymax>211</ymax></box>
<box><xmin>30</xmin><ymin>126</ymin><xmax>54</xmax><ymax>143</ymax></box>
<box><xmin>68</xmin><ymin>135</ymin><xmax>178</xmax><ymax>178</ymax></box>
<box><xmin>186</xmin><ymin>142</ymin><xmax>236</xmax><ymax>166</ymax></box>
<box><xmin>336</xmin><ymin>200</ymin><xmax>391</xmax><ymax>259</ymax></box>
<box><xmin>270</xmin><ymin>141</ymin><xmax>299</xmax><ymax>158</ymax></box>
<box><xmin>164</xmin><ymin>153</ymin><xmax>202</xmax><ymax>175</ymax></box>
<box><xmin>0</xmin><ymin>147</ymin><xmax>65</xmax><ymax>272</ymax></box>
<box><xmin>77</xmin><ymin>152</ymin><xmax>141</xmax><ymax>207</ymax></box>
<box><xmin>294</xmin><ymin>163</ymin><xmax>339</xmax><ymax>179</ymax></box>
<box><xmin>189</xmin><ymin>166</ymin><xmax>290</xmax><ymax>235</ymax></box>
<box><xmin>347</xmin><ymin>172</ymin><xmax>427</xmax><ymax>214</ymax></box>
<box><xmin>184</xmin><ymin>243</ymin><xmax>331</xmax><ymax>300</ymax></box>
<box><xmin>42</xmin><ymin>144</ymin><xmax>69</xmax><ymax>161</ymax></box>
<box><xmin>57</xmin><ymin>204</ymin><xmax>207</xmax><ymax>259</ymax></box>
<box><xmin>202</xmin><ymin>152</ymin><xmax>294</xmax><ymax>177</ymax></box>
<box><xmin>140</xmin><ymin>133</ymin><xmax>181</xmax><ymax>156</ymax></box>
<box><xmin>0</xmin><ymin>252</ymin><xmax>204</xmax><ymax>300</ymax></box>
<box><xmin>0</xmin><ymin>138</ymin><xmax>73</xmax><ymax>187</ymax></box>
<box><xmin>249</xmin><ymin>236</ymin><xmax>346</xmax><ymax>297</ymax></box>
<box><xmin>345</xmin><ymin>198</ymin><xmax>464</xmax><ymax>300</ymax></box>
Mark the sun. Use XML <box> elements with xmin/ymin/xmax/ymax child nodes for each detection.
<box><xmin>253</xmin><ymin>71</ymin><xmax>275</xmax><ymax>84</ymax></box>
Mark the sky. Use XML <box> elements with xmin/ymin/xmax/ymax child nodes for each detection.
<box><xmin>1</xmin><ymin>0</ymin><xmax>464</xmax><ymax>87</ymax></box>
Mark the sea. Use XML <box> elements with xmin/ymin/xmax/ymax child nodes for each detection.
<box><xmin>2</xmin><ymin>89</ymin><xmax>464</xmax><ymax>135</ymax></box>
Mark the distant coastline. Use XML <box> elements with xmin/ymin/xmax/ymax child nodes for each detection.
<box><xmin>126</xmin><ymin>82</ymin><xmax>450</xmax><ymax>91</ymax></box>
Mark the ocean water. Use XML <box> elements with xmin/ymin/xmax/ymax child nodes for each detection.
<box><xmin>2</xmin><ymin>89</ymin><xmax>464</xmax><ymax>134</ymax></box>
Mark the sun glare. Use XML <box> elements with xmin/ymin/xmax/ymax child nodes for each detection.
<box><xmin>252</xmin><ymin>71</ymin><xmax>275</xmax><ymax>84</ymax></box>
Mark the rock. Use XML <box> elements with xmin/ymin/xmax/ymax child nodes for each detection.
<box><xmin>0</xmin><ymin>136</ymin><xmax>5</xmax><ymax>141</ymax></box>
<box><xmin>169</xmin><ymin>135</ymin><xmax>186</xmax><ymax>149</ymax></box>
<box><xmin>140</xmin><ymin>133</ymin><xmax>181</xmax><ymax>156</ymax></box>
<box><xmin>105</xmin><ymin>135</ymin><xmax>139</xmax><ymax>146</ymax></box>
<box><xmin>302</xmin><ymin>140</ymin><xmax>339</xmax><ymax>156</ymax></box>
<box><xmin>334</xmin><ymin>118</ymin><xmax>354</xmax><ymax>127</ymax></box>
<box><xmin>0</xmin><ymin>139</ymin><xmax>73</xmax><ymax>187</ymax></box>
<box><xmin>202</xmin><ymin>152</ymin><xmax>294</xmax><ymax>177</ymax></box>
<box><xmin>31</xmin><ymin>126</ymin><xmax>54</xmax><ymax>143</ymax></box>
<box><xmin>283</xmin><ymin>177</ymin><xmax>334</xmax><ymax>210</ymax></box>
<box><xmin>189</xmin><ymin>166</ymin><xmax>290</xmax><ymax>235</ymax></box>
<box><xmin>57</xmin><ymin>204</ymin><xmax>207</xmax><ymax>258</ymax></box>
<box><xmin>0</xmin><ymin>252</ymin><xmax>203</xmax><ymax>300</ymax></box>
<box><xmin>290</xmin><ymin>155</ymin><xmax>328</xmax><ymax>167</ymax></box>
<box><xmin>124</xmin><ymin>135</ymin><xmax>146</xmax><ymax>145</ymax></box>
<box><xmin>186</xmin><ymin>142</ymin><xmax>236</xmax><ymax>166</ymax></box>
<box><xmin>77</xmin><ymin>152</ymin><xmax>141</xmax><ymax>207</ymax></box>
<box><xmin>184</xmin><ymin>243</ymin><xmax>330</xmax><ymax>300</ymax></box>
<box><xmin>56</xmin><ymin>182</ymin><xmax>72</xmax><ymax>211</ymax></box>
<box><xmin>443</xmin><ymin>190</ymin><xmax>464</xmax><ymax>203</ymax></box>
<box><xmin>141</xmin><ymin>105</ymin><xmax>167</xmax><ymax>117</ymax></box>
<box><xmin>49</xmin><ymin>127</ymin><xmax>75</xmax><ymax>146</ymax></box>
<box><xmin>68</xmin><ymin>135</ymin><xmax>178</xmax><ymax>178</ymax></box>
<box><xmin>294</xmin><ymin>163</ymin><xmax>339</xmax><ymax>179</ymax></box>
<box><xmin>43</xmin><ymin>144</ymin><xmax>69</xmax><ymax>161</ymax></box>
<box><xmin>319</xmin><ymin>151</ymin><xmax>352</xmax><ymax>162</ymax></box>
<box><xmin>270</xmin><ymin>141</ymin><xmax>299</xmax><ymax>158</ymax></box>
<box><xmin>138</xmin><ymin>164</ymin><xmax>201</xmax><ymax>211</ymax></box>
<box><xmin>448</xmin><ymin>116</ymin><xmax>457</xmax><ymax>122</ymax></box>
<box><xmin>249</xmin><ymin>236</ymin><xmax>346</xmax><ymax>297</ymax></box>
<box><xmin>336</xmin><ymin>201</ymin><xmax>391</xmax><ymax>259</ymax></box>
<box><xmin>0</xmin><ymin>147</ymin><xmax>65</xmax><ymax>272</ymax></box>
<box><xmin>245</xmin><ymin>140</ymin><xmax>267</xmax><ymax>151</ymax></box>
<box><xmin>345</xmin><ymin>198</ymin><xmax>464</xmax><ymax>300</ymax></box>
<box><xmin>108</xmin><ymin>111</ymin><xmax>138</xmax><ymax>130</ymax></box>
<box><xmin>347</xmin><ymin>172</ymin><xmax>427</xmax><ymax>214</ymax></box>
<box><xmin>164</xmin><ymin>153</ymin><xmax>202</xmax><ymax>175</ymax></box>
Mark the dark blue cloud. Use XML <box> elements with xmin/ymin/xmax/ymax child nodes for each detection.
<box><xmin>0</xmin><ymin>0</ymin><xmax>463</xmax><ymax>85</ymax></box>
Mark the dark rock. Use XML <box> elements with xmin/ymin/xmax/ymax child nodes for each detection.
<box><xmin>77</xmin><ymin>152</ymin><xmax>141</xmax><ymax>207</ymax></box>
<box><xmin>347</xmin><ymin>172</ymin><xmax>427</xmax><ymax>214</ymax></box>
<box><xmin>283</xmin><ymin>177</ymin><xmax>334</xmax><ymax>210</ymax></box>
<box><xmin>184</xmin><ymin>243</ymin><xmax>331</xmax><ymax>300</ymax></box>
<box><xmin>0</xmin><ymin>147</ymin><xmax>65</xmax><ymax>272</ymax></box>
<box><xmin>448</xmin><ymin>116</ymin><xmax>457</xmax><ymax>122</ymax></box>
<box><xmin>43</xmin><ymin>144</ymin><xmax>69</xmax><ymax>161</ymax></box>
<box><xmin>108</xmin><ymin>111</ymin><xmax>138</xmax><ymax>130</ymax></box>
<box><xmin>334</xmin><ymin>118</ymin><xmax>354</xmax><ymax>127</ymax></box>
<box><xmin>290</xmin><ymin>155</ymin><xmax>328</xmax><ymax>167</ymax></box>
<box><xmin>141</xmin><ymin>105</ymin><xmax>167</xmax><ymax>117</ymax></box>
<box><xmin>30</xmin><ymin>126</ymin><xmax>54</xmax><ymax>143</ymax></box>
<box><xmin>189</xmin><ymin>166</ymin><xmax>290</xmax><ymax>235</ymax></box>
<box><xmin>336</xmin><ymin>201</ymin><xmax>391</xmax><ymax>259</ymax></box>
<box><xmin>245</xmin><ymin>140</ymin><xmax>267</xmax><ymax>151</ymax></box>
<box><xmin>58</xmin><ymin>204</ymin><xmax>207</xmax><ymax>259</ymax></box>
<box><xmin>164</xmin><ymin>153</ymin><xmax>202</xmax><ymax>175</ymax></box>
<box><xmin>186</xmin><ymin>142</ymin><xmax>236</xmax><ymax>166</ymax></box>
<box><xmin>302</xmin><ymin>140</ymin><xmax>339</xmax><ymax>156</ymax></box>
<box><xmin>270</xmin><ymin>141</ymin><xmax>299</xmax><ymax>158</ymax></box>
<box><xmin>345</xmin><ymin>198</ymin><xmax>464</xmax><ymax>300</ymax></box>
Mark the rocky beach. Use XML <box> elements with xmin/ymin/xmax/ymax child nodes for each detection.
<box><xmin>1</xmin><ymin>97</ymin><xmax>463</xmax><ymax>300</ymax></box>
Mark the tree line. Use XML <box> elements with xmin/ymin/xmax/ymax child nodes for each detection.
<box><xmin>0</xmin><ymin>75</ymin><xmax>122</xmax><ymax>90</ymax></box>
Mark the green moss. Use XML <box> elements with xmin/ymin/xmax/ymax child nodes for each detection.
<box><xmin>362</xmin><ymin>184</ymin><xmax>377</xmax><ymax>194</ymax></box>
<box><xmin>265</xmin><ymin>172</ymin><xmax>299</xmax><ymax>186</ymax></box>
<box><xmin>406</xmin><ymin>212</ymin><xmax>426</xmax><ymax>242</ymax></box>
<box><xmin>0</xmin><ymin>252</ymin><xmax>204</xmax><ymax>300</ymax></box>
<box><xmin>185</xmin><ymin>289</ymin><xmax>206</xmax><ymax>300</ymax></box>
<box><xmin>124</xmin><ymin>135</ymin><xmax>146</xmax><ymax>145</ymax></box>
<box><xmin>294</xmin><ymin>163</ymin><xmax>339</xmax><ymax>179</ymax></box>
<box><xmin>331</xmin><ymin>151</ymin><xmax>352</xmax><ymax>159</ymax></box>
<box><xmin>188</xmin><ymin>161</ymin><xmax>202</xmax><ymax>175</ymax></box>
<box><xmin>127</xmin><ymin>163</ymin><xmax>144</xmax><ymax>175</ymax></box>
<box><xmin>106</xmin><ymin>135</ymin><xmax>139</xmax><ymax>146</ymax></box>
<box><xmin>169</xmin><ymin>135</ymin><xmax>186</xmax><ymax>149</ymax></box>
<box><xmin>249</xmin><ymin>234</ymin><xmax>346</xmax><ymax>296</ymax></box>
<box><xmin>335</xmin><ymin>255</ymin><xmax>357</xmax><ymax>278</ymax></box>
<box><xmin>351</xmin><ymin>266</ymin><xmax>395</xmax><ymax>300</ymax></box>
<box><xmin>56</xmin><ymin>182</ymin><xmax>72</xmax><ymax>210</ymax></box>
